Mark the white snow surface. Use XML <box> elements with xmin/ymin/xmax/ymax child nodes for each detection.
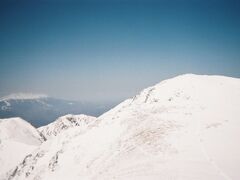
<box><xmin>38</xmin><ymin>114</ymin><xmax>97</xmax><ymax>139</ymax></box>
<box><xmin>0</xmin><ymin>118</ymin><xmax>44</xmax><ymax>177</ymax></box>
<box><xmin>2</xmin><ymin>74</ymin><xmax>240</xmax><ymax>180</ymax></box>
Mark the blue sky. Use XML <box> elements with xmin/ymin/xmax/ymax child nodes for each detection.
<box><xmin>0</xmin><ymin>0</ymin><xmax>240</xmax><ymax>102</ymax></box>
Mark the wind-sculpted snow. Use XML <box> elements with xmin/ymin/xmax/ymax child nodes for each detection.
<box><xmin>3</xmin><ymin>74</ymin><xmax>240</xmax><ymax>180</ymax></box>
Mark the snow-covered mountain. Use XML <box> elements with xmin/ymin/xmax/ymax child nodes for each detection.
<box><xmin>38</xmin><ymin>114</ymin><xmax>97</xmax><ymax>139</ymax></box>
<box><xmin>2</xmin><ymin>74</ymin><xmax>240</xmax><ymax>180</ymax></box>
<box><xmin>0</xmin><ymin>93</ymin><xmax>114</xmax><ymax>127</ymax></box>
<box><xmin>0</xmin><ymin>118</ymin><xmax>45</xmax><ymax>177</ymax></box>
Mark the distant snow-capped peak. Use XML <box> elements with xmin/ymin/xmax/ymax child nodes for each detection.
<box><xmin>0</xmin><ymin>93</ymin><xmax>48</xmax><ymax>101</ymax></box>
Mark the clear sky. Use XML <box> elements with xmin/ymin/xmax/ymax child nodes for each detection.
<box><xmin>1</xmin><ymin>0</ymin><xmax>240</xmax><ymax>102</ymax></box>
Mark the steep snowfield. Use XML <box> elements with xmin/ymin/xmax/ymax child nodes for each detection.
<box><xmin>38</xmin><ymin>114</ymin><xmax>97</xmax><ymax>139</ymax></box>
<box><xmin>4</xmin><ymin>74</ymin><xmax>240</xmax><ymax>180</ymax></box>
<box><xmin>0</xmin><ymin>118</ymin><xmax>45</xmax><ymax>177</ymax></box>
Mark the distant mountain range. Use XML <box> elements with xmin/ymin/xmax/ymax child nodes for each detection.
<box><xmin>0</xmin><ymin>93</ymin><xmax>116</xmax><ymax>127</ymax></box>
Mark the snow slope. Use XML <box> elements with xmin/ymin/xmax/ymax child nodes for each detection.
<box><xmin>4</xmin><ymin>74</ymin><xmax>240</xmax><ymax>180</ymax></box>
<box><xmin>38</xmin><ymin>114</ymin><xmax>97</xmax><ymax>139</ymax></box>
<box><xmin>0</xmin><ymin>118</ymin><xmax>45</xmax><ymax>177</ymax></box>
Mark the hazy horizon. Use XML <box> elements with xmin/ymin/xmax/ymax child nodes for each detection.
<box><xmin>1</xmin><ymin>0</ymin><xmax>240</xmax><ymax>102</ymax></box>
